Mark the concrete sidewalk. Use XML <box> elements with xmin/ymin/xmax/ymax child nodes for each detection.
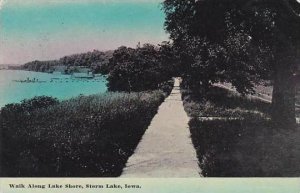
<box><xmin>121</xmin><ymin>78</ymin><xmax>201</xmax><ymax>177</ymax></box>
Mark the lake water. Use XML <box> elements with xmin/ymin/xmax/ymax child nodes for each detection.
<box><xmin>0</xmin><ymin>70</ymin><xmax>107</xmax><ymax>108</ymax></box>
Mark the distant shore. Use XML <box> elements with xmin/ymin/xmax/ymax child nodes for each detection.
<box><xmin>0</xmin><ymin>70</ymin><xmax>108</xmax><ymax>108</ymax></box>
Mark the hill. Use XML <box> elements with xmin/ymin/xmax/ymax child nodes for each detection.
<box><xmin>19</xmin><ymin>50</ymin><xmax>114</xmax><ymax>74</ymax></box>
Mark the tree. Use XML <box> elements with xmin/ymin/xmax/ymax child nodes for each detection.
<box><xmin>163</xmin><ymin>0</ymin><xmax>271</xmax><ymax>93</ymax></box>
<box><xmin>163</xmin><ymin>0</ymin><xmax>300</xmax><ymax>127</ymax></box>
<box><xmin>242</xmin><ymin>0</ymin><xmax>300</xmax><ymax>127</ymax></box>
<box><xmin>107</xmin><ymin>44</ymin><xmax>173</xmax><ymax>92</ymax></box>
<box><xmin>158</xmin><ymin>41</ymin><xmax>180</xmax><ymax>77</ymax></box>
<box><xmin>22</xmin><ymin>50</ymin><xmax>113</xmax><ymax>74</ymax></box>
<box><xmin>107</xmin><ymin>46</ymin><xmax>136</xmax><ymax>91</ymax></box>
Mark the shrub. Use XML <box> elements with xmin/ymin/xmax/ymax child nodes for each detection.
<box><xmin>0</xmin><ymin>91</ymin><xmax>165</xmax><ymax>177</ymax></box>
<box><xmin>189</xmin><ymin>118</ymin><xmax>300</xmax><ymax>177</ymax></box>
<box><xmin>1</xmin><ymin>96</ymin><xmax>59</xmax><ymax>115</ymax></box>
<box><xmin>158</xmin><ymin>79</ymin><xmax>174</xmax><ymax>97</ymax></box>
<box><xmin>107</xmin><ymin>45</ymin><xmax>173</xmax><ymax>92</ymax></box>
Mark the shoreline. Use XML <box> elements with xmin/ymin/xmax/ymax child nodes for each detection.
<box><xmin>0</xmin><ymin>70</ymin><xmax>108</xmax><ymax>108</ymax></box>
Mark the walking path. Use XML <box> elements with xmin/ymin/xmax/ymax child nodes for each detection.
<box><xmin>121</xmin><ymin>78</ymin><xmax>201</xmax><ymax>177</ymax></box>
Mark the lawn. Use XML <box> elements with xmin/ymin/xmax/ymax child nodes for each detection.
<box><xmin>182</xmin><ymin>85</ymin><xmax>300</xmax><ymax>177</ymax></box>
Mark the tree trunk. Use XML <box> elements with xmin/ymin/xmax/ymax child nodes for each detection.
<box><xmin>271</xmin><ymin>58</ymin><xmax>296</xmax><ymax>129</ymax></box>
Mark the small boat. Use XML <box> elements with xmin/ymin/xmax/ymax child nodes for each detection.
<box><xmin>13</xmin><ymin>77</ymin><xmax>46</xmax><ymax>83</ymax></box>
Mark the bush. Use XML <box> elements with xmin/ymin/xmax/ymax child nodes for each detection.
<box><xmin>0</xmin><ymin>91</ymin><xmax>165</xmax><ymax>177</ymax></box>
<box><xmin>158</xmin><ymin>79</ymin><xmax>174</xmax><ymax>97</ymax></box>
<box><xmin>107</xmin><ymin>45</ymin><xmax>173</xmax><ymax>92</ymax></box>
<box><xmin>1</xmin><ymin>96</ymin><xmax>59</xmax><ymax>115</ymax></box>
<box><xmin>189</xmin><ymin>118</ymin><xmax>300</xmax><ymax>177</ymax></box>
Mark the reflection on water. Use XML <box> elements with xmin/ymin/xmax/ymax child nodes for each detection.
<box><xmin>0</xmin><ymin>70</ymin><xmax>107</xmax><ymax>107</ymax></box>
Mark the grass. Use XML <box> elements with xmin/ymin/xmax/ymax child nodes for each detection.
<box><xmin>221</xmin><ymin>81</ymin><xmax>300</xmax><ymax>117</ymax></box>
<box><xmin>182</xmin><ymin>85</ymin><xmax>300</xmax><ymax>177</ymax></box>
<box><xmin>0</xmin><ymin>90</ymin><xmax>168</xmax><ymax>177</ymax></box>
<box><xmin>182</xmin><ymin>86</ymin><xmax>270</xmax><ymax>118</ymax></box>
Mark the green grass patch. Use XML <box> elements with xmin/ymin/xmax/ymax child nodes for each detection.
<box><xmin>181</xmin><ymin>86</ymin><xmax>270</xmax><ymax>118</ymax></box>
<box><xmin>182</xmin><ymin>86</ymin><xmax>300</xmax><ymax>177</ymax></box>
<box><xmin>1</xmin><ymin>91</ymin><xmax>166</xmax><ymax>177</ymax></box>
<box><xmin>189</xmin><ymin>118</ymin><xmax>300</xmax><ymax>177</ymax></box>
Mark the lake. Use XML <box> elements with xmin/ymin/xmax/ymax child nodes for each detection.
<box><xmin>0</xmin><ymin>70</ymin><xmax>107</xmax><ymax>108</ymax></box>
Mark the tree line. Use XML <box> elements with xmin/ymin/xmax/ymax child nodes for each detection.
<box><xmin>20</xmin><ymin>50</ymin><xmax>113</xmax><ymax>74</ymax></box>
<box><xmin>20</xmin><ymin>42</ymin><xmax>176</xmax><ymax>92</ymax></box>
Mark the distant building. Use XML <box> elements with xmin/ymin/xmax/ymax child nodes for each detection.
<box><xmin>52</xmin><ymin>65</ymin><xmax>94</xmax><ymax>78</ymax></box>
<box><xmin>71</xmin><ymin>72</ymin><xmax>94</xmax><ymax>79</ymax></box>
<box><xmin>53</xmin><ymin>66</ymin><xmax>67</xmax><ymax>74</ymax></box>
<box><xmin>70</xmin><ymin>66</ymin><xmax>94</xmax><ymax>78</ymax></box>
<box><xmin>70</xmin><ymin>66</ymin><xmax>91</xmax><ymax>73</ymax></box>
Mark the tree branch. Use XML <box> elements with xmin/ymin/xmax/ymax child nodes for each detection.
<box><xmin>243</xmin><ymin>0</ymin><xmax>300</xmax><ymax>22</ymax></box>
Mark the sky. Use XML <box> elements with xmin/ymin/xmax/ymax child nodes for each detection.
<box><xmin>0</xmin><ymin>0</ymin><xmax>168</xmax><ymax>64</ymax></box>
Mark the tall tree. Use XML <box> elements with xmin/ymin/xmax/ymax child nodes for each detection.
<box><xmin>245</xmin><ymin>0</ymin><xmax>300</xmax><ymax>127</ymax></box>
<box><xmin>107</xmin><ymin>44</ymin><xmax>172</xmax><ymax>92</ymax></box>
<box><xmin>163</xmin><ymin>0</ymin><xmax>300</xmax><ymax>127</ymax></box>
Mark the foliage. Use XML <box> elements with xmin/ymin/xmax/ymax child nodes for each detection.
<box><xmin>163</xmin><ymin>0</ymin><xmax>300</xmax><ymax>93</ymax></box>
<box><xmin>22</xmin><ymin>60</ymin><xmax>59</xmax><ymax>73</ymax></box>
<box><xmin>163</xmin><ymin>0</ymin><xmax>300</xmax><ymax>125</ymax></box>
<box><xmin>21</xmin><ymin>50</ymin><xmax>113</xmax><ymax>74</ymax></box>
<box><xmin>1</xmin><ymin>96</ymin><xmax>59</xmax><ymax>116</ymax></box>
<box><xmin>0</xmin><ymin>91</ymin><xmax>165</xmax><ymax>177</ymax></box>
<box><xmin>182</xmin><ymin>85</ymin><xmax>300</xmax><ymax>176</ymax></box>
<box><xmin>189</xmin><ymin>118</ymin><xmax>300</xmax><ymax>177</ymax></box>
<box><xmin>107</xmin><ymin>44</ymin><xmax>174</xmax><ymax>92</ymax></box>
<box><xmin>158</xmin><ymin>41</ymin><xmax>181</xmax><ymax>77</ymax></box>
<box><xmin>163</xmin><ymin>0</ymin><xmax>276</xmax><ymax>94</ymax></box>
<box><xmin>158</xmin><ymin>79</ymin><xmax>174</xmax><ymax>96</ymax></box>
